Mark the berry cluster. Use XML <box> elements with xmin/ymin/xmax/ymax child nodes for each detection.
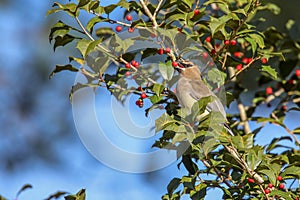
<box><xmin>115</xmin><ymin>14</ymin><xmax>134</xmax><ymax>33</ymax></box>
<box><xmin>135</xmin><ymin>87</ymin><xmax>147</xmax><ymax>108</ymax></box>
<box><xmin>247</xmin><ymin>175</ymin><xmax>286</xmax><ymax>195</ymax></box>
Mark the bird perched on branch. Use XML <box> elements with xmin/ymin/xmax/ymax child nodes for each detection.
<box><xmin>174</xmin><ymin>60</ymin><xmax>234</xmax><ymax>136</ymax></box>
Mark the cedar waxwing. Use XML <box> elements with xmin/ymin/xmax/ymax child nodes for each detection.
<box><xmin>174</xmin><ymin>60</ymin><xmax>234</xmax><ymax>136</ymax></box>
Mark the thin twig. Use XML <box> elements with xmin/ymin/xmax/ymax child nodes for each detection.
<box><xmin>265</xmin><ymin>88</ymin><xmax>285</xmax><ymax>104</ymax></box>
<box><xmin>270</xmin><ymin>112</ymin><xmax>300</xmax><ymax>146</ymax></box>
<box><xmin>202</xmin><ymin>159</ymin><xmax>232</xmax><ymax>188</ymax></box>
<box><xmin>139</xmin><ymin>0</ymin><xmax>158</xmax><ymax>28</ymax></box>
<box><xmin>75</xmin><ymin>16</ymin><xmax>95</xmax><ymax>41</ymax></box>
<box><xmin>153</xmin><ymin>0</ymin><xmax>164</xmax><ymax>19</ymax></box>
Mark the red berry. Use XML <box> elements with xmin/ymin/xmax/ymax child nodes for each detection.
<box><xmin>242</xmin><ymin>57</ymin><xmax>249</xmax><ymax>64</ymax></box>
<box><xmin>247</xmin><ymin>58</ymin><xmax>253</xmax><ymax>63</ymax></box>
<box><xmin>288</xmin><ymin>79</ymin><xmax>296</xmax><ymax>85</ymax></box>
<box><xmin>194</xmin><ymin>9</ymin><xmax>200</xmax><ymax>16</ymax></box>
<box><xmin>132</xmin><ymin>61</ymin><xmax>139</xmax><ymax>68</ymax></box>
<box><xmin>157</xmin><ymin>48</ymin><xmax>164</xmax><ymax>55</ymax></box>
<box><xmin>236</xmin><ymin>64</ymin><xmax>243</xmax><ymax>71</ymax></box>
<box><xmin>177</xmin><ymin>27</ymin><xmax>182</xmax><ymax>32</ymax></box>
<box><xmin>205</xmin><ymin>36</ymin><xmax>211</xmax><ymax>43</ymax></box>
<box><xmin>172</xmin><ymin>61</ymin><xmax>178</xmax><ymax>67</ymax></box>
<box><xmin>279</xmin><ymin>183</ymin><xmax>284</xmax><ymax>189</ymax></box>
<box><xmin>140</xmin><ymin>92</ymin><xmax>147</xmax><ymax>99</ymax></box>
<box><xmin>202</xmin><ymin>52</ymin><xmax>209</xmax><ymax>60</ymax></box>
<box><xmin>268</xmin><ymin>183</ymin><xmax>273</xmax><ymax>188</ymax></box>
<box><xmin>233</xmin><ymin>52</ymin><xmax>243</xmax><ymax>58</ymax></box>
<box><xmin>230</xmin><ymin>39</ymin><xmax>237</xmax><ymax>46</ymax></box>
<box><xmin>128</xmin><ymin>27</ymin><xmax>134</xmax><ymax>33</ymax></box>
<box><xmin>125</xmin><ymin>63</ymin><xmax>131</xmax><ymax>68</ymax></box>
<box><xmin>165</xmin><ymin>47</ymin><xmax>171</xmax><ymax>53</ymax></box>
<box><xmin>125</xmin><ymin>71</ymin><xmax>131</xmax><ymax>76</ymax></box>
<box><xmin>215</xmin><ymin>43</ymin><xmax>220</xmax><ymax>49</ymax></box>
<box><xmin>296</xmin><ymin>69</ymin><xmax>300</xmax><ymax>77</ymax></box>
<box><xmin>211</xmin><ymin>49</ymin><xmax>216</xmax><ymax>55</ymax></box>
<box><xmin>126</xmin><ymin>14</ymin><xmax>132</xmax><ymax>21</ymax></box>
<box><xmin>131</xmin><ymin>60</ymin><xmax>137</xmax><ymax>65</ymax></box>
<box><xmin>247</xmin><ymin>178</ymin><xmax>255</xmax><ymax>183</ymax></box>
<box><xmin>266</xmin><ymin>87</ymin><xmax>273</xmax><ymax>95</ymax></box>
<box><xmin>224</xmin><ymin>40</ymin><xmax>230</xmax><ymax>45</ymax></box>
<box><xmin>282</xmin><ymin>105</ymin><xmax>287</xmax><ymax>111</ymax></box>
<box><xmin>135</xmin><ymin>99</ymin><xmax>143</xmax><ymax>108</ymax></box>
<box><xmin>137</xmin><ymin>86</ymin><xmax>142</xmax><ymax>91</ymax></box>
<box><xmin>261</xmin><ymin>57</ymin><xmax>268</xmax><ymax>64</ymax></box>
<box><xmin>277</xmin><ymin>176</ymin><xmax>283</xmax><ymax>181</ymax></box>
<box><xmin>115</xmin><ymin>26</ymin><xmax>122</xmax><ymax>32</ymax></box>
<box><xmin>150</xmin><ymin>33</ymin><xmax>156</xmax><ymax>38</ymax></box>
<box><xmin>264</xmin><ymin>188</ymin><xmax>271</xmax><ymax>194</ymax></box>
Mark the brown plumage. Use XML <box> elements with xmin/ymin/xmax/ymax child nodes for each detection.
<box><xmin>174</xmin><ymin>60</ymin><xmax>233</xmax><ymax>136</ymax></box>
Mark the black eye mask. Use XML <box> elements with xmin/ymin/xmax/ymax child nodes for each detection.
<box><xmin>177</xmin><ymin>61</ymin><xmax>193</xmax><ymax>68</ymax></box>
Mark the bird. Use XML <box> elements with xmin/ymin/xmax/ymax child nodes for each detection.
<box><xmin>174</xmin><ymin>60</ymin><xmax>234</xmax><ymax>136</ymax></box>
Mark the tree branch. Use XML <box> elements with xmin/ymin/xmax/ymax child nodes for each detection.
<box><xmin>139</xmin><ymin>0</ymin><xmax>159</xmax><ymax>28</ymax></box>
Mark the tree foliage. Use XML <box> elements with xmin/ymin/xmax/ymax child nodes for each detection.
<box><xmin>40</xmin><ymin>0</ymin><xmax>300</xmax><ymax>199</ymax></box>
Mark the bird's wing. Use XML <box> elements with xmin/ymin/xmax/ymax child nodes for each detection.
<box><xmin>189</xmin><ymin>79</ymin><xmax>226</xmax><ymax>118</ymax></box>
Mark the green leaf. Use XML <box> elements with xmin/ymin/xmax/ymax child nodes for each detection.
<box><xmin>45</xmin><ymin>191</ymin><xmax>68</xmax><ymax>200</ymax></box>
<box><xmin>249</xmin><ymin>33</ymin><xmax>265</xmax><ymax>49</ymax></box>
<box><xmin>95</xmin><ymin>27</ymin><xmax>114</xmax><ymax>40</ymax></box>
<box><xmin>232</xmin><ymin>134</ymin><xmax>253</xmax><ymax>150</ymax></box>
<box><xmin>209</xmin><ymin>15</ymin><xmax>232</xmax><ymax>37</ymax></box>
<box><xmin>86</xmin><ymin>39</ymin><xmax>103</xmax><ymax>56</ymax></box>
<box><xmin>207</xmin><ymin>68</ymin><xmax>226</xmax><ymax>87</ymax></box>
<box><xmin>266</xmin><ymin>136</ymin><xmax>293</xmax><ymax>152</ymax></box>
<box><xmin>149</xmin><ymin>94</ymin><xmax>163</xmax><ymax>104</ymax></box>
<box><xmin>16</xmin><ymin>184</ymin><xmax>32</xmax><ymax>198</ymax></box>
<box><xmin>159</xmin><ymin>61</ymin><xmax>174</xmax><ymax>81</ymax></box>
<box><xmin>86</xmin><ymin>17</ymin><xmax>104</xmax><ymax>33</ymax></box>
<box><xmin>286</xmin><ymin>19</ymin><xmax>300</xmax><ymax>40</ymax></box>
<box><xmin>245</xmin><ymin>37</ymin><xmax>257</xmax><ymax>54</ymax></box>
<box><xmin>77</xmin><ymin>0</ymin><xmax>90</xmax><ymax>8</ymax></box>
<box><xmin>281</xmin><ymin>166</ymin><xmax>300</xmax><ymax>178</ymax></box>
<box><xmin>269</xmin><ymin>190</ymin><xmax>293</xmax><ymax>200</ymax></box>
<box><xmin>261</xmin><ymin>65</ymin><xmax>278</xmax><ymax>80</ymax></box>
<box><xmin>155</xmin><ymin>113</ymin><xmax>176</xmax><ymax>132</ymax></box>
<box><xmin>167</xmin><ymin>178</ymin><xmax>181</xmax><ymax>195</ymax></box>
<box><xmin>191</xmin><ymin>96</ymin><xmax>215</xmax><ymax>121</ymax></box>
<box><xmin>64</xmin><ymin>189</ymin><xmax>86</xmax><ymax>200</ymax></box>
<box><xmin>110</xmin><ymin>35</ymin><xmax>135</xmax><ymax>54</ymax></box>
<box><xmin>76</xmin><ymin>38</ymin><xmax>92</xmax><ymax>57</ymax></box>
<box><xmin>49</xmin><ymin>64</ymin><xmax>78</xmax><ymax>79</ymax></box>
<box><xmin>117</xmin><ymin>0</ymin><xmax>130</xmax><ymax>9</ymax></box>
<box><xmin>0</xmin><ymin>196</ymin><xmax>7</xmax><ymax>200</ymax></box>
<box><xmin>53</xmin><ymin>34</ymin><xmax>77</xmax><ymax>51</ymax></box>
<box><xmin>49</xmin><ymin>21</ymin><xmax>71</xmax><ymax>42</ymax></box>
<box><xmin>104</xmin><ymin>4</ymin><xmax>118</xmax><ymax>14</ymax></box>
<box><xmin>202</xmin><ymin>138</ymin><xmax>219</xmax><ymax>156</ymax></box>
<box><xmin>192</xmin><ymin>184</ymin><xmax>207</xmax><ymax>199</ymax></box>
<box><xmin>247</xmin><ymin>148</ymin><xmax>263</xmax><ymax>170</ymax></box>
<box><xmin>259</xmin><ymin>169</ymin><xmax>276</xmax><ymax>184</ymax></box>
<box><xmin>51</xmin><ymin>2</ymin><xmax>78</xmax><ymax>17</ymax></box>
<box><xmin>69</xmin><ymin>56</ymin><xmax>85</xmax><ymax>65</ymax></box>
<box><xmin>152</xmin><ymin>83</ymin><xmax>164</xmax><ymax>96</ymax></box>
<box><xmin>172</xmin><ymin>132</ymin><xmax>187</xmax><ymax>144</ymax></box>
<box><xmin>260</xmin><ymin>3</ymin><xmax>281</xmax><ymax>15</ymax></box>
